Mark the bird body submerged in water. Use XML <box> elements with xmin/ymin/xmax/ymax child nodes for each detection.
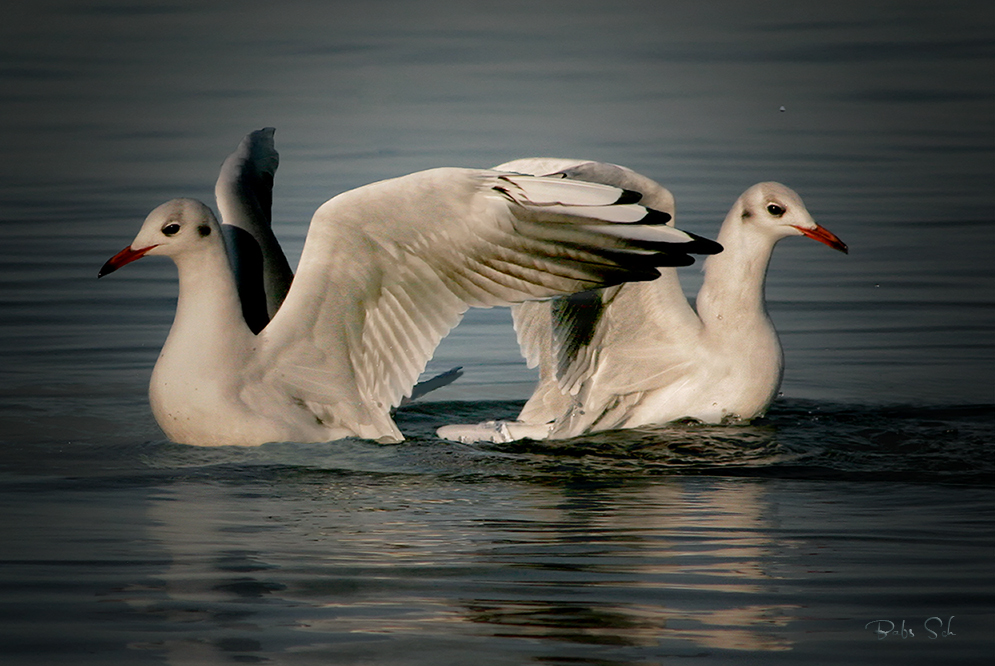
<box><xmin>437</xmin><ymin>159</ymin><xmax>847</xmax><ymax>443</ymax></box>
<box><xmin>99</xmin><ymin>131</ymin><xmax>722</xmax><ymax>446</ymax></box>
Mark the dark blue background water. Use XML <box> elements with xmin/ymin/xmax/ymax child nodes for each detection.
<box><xmin>1</xmin><ymin>1</ymin><xmax>992</xmax><ymax>664</ymax></box>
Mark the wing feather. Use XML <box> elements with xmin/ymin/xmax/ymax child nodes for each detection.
<box><xmin>505</xmin><ymin>159</ymin><xmax>707</xmax><ymax>430</ymax></box>
<box><xmin>258</xmin><ymin>167</ymin><xmax>717</xmax><ymax>438</ymax></box>
<box><xmin>215</xmin><ymin>128</ymin><xmax>294</xmax><ymax>322</ymax></box>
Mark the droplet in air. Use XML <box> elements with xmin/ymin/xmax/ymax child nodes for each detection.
<box><xmin>779</xmin><ymin>106</ymin><xmax>786</xmax><ymax>112</ymax></box>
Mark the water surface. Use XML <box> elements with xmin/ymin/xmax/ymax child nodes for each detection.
<box><xmin>0</xmin><ymin>1</ymin><xmax>992</xmax><ymax>664</ymax></box>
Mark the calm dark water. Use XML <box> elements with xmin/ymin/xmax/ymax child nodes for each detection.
<box><xmin>1</xmin><ymin>402</ymin><xmax>993</xmax><ymax>665</ymax></box>
<box><xmin>1</xmin><ymin>1</ymin><xmax>993</xmax><ymax>664</ymax></box>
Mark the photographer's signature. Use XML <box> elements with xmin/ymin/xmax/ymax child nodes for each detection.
<box><xmin>865</xmin><ymin>616</ymin><xmax>955</xmax><ymax>640</ymax></box>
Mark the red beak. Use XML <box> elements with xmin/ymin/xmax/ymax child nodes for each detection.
<box><xmin>794</xmin><ymin>224</ymin><xmax>848</xmax><ymax>254</ymax></box>
<box><xmin>97</xmin><ymin>245</ymin><xmax>158</xmax><ymax>278</ymax></box>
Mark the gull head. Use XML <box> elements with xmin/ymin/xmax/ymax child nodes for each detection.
<box><xmin>98</xmin><ymin>199</ymin><xmax>221</xmax><ymax>277</ymax></box>
<box><xmin>737</xmin><ymin>182</ymin><xmax>847</xmax><ymax>254</ymax></box>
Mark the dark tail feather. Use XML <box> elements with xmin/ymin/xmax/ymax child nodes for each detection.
<box><xmin>401</xmin><ymin>367</ymin><xmax>464</xmax><ymax>405</ymax></box>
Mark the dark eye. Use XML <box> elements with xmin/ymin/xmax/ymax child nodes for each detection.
<box><xmin>766</xmin><ymin>203</ymin><xmax>785</xmax><ymax>217</ymax></box>
<box><xmin>162</xmin><ymin>223</ymin><xmax>181</xmax><ymax>236</ymax></box>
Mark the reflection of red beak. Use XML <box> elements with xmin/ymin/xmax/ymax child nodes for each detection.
<box><xmin>794</xmin><ymin>224</ymin><xmax>848</xmax><ymax>254</ymax></box>
<box><xmin>97</xmin><ymin>245</ymin><xmax>158</xmax><ymax>278</ymax></box>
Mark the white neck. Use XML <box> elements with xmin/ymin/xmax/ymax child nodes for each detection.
<box><xmin>696</xmin><ymin>211</ymin><xmax>776</xmax><ymax>330</ymax></box>
<box><xmin>151</xmin><ymin>241</ymin><xmax>254</xmax><ymax>424</ymax></box>
<box><xmin>689</xmin><ymin>207</ymin><xmax>785</xmax><ymax>417</ymax></box>
<box><xmin>171</xmin><ymin>245</ymin><xmax>251</xmax><ymax>358</ymax></box>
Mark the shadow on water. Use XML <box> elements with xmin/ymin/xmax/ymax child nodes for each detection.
<box><xmin>1</xmin><ymin>398</ymin><xmax>992</xmax><ymax>665</ymax></box>
<box><xmin>3</xmin><ymin>398</ymin><xmax>991</xmax><ymax>489</ymax></box>
<box><xmin>396</xmin><ymin>398</ymin><xmax>995</xmax><ymax>487</ymax></box>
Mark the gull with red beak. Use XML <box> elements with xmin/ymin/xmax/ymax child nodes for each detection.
<box><xmin>98</xmin><ymin>132</ymin><xmax>723</xmax><ymax>446</ymax></box>
<box><xmin>438</xmin><ymin>160</ymin><xmax>848</xmax><ymax>443</ymax></box>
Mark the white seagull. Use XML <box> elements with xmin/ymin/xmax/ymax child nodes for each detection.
<box><xmin>98</xmin><ymin>132</ymin><xmax>722</xmax><ymax>446</ymax></box>
<box><xmin>437</xmin><ymin>159</ymin><xmax>847</xmax><ymax>443</ymax></box>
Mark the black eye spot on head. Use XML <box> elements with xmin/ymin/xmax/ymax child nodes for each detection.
<box><xmin>198</xmin><ymin>224</ymin><xmax>211</xmax><ymax>237</ymax></box>
<box><xmin>766</xmin><ymin>203</ymin><xmax>785</xmax><ymax>217</ymax></box>
<box><xmin>162</xmin><ymin>223</ymin><xmax>181</xmax><ymax>236</ymax></box>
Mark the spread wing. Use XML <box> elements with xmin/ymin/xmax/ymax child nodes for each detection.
<box><xmin>258</xmin><ymin>167</ymin><xmax>719</xmax><ymax>440</ymax></box>
<box><xmin>500</xmin><ymin>159</ymin><xmax>708</xmax><ymax>428</ymax></box>
<box><xmin>215</xmin><ymin>127</ymin><xmax>294</xmax><ymax>331</ymax></box>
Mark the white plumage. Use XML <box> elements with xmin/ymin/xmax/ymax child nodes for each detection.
<box><xmin>437</xmin><ymin>159</ymin><xmax>847</xmax><ymax>443</ymax></box>
<box><xmin>99</xmin><ymin>131</ymin><xmax>721</xmax><ymax>446</ymax></box>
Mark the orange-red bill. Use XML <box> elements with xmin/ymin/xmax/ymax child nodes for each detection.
<box><xmin>794</xmin><ymin>224</ymin><xmax>848</xmax><ymax>254</ymax></box>
<box><xmin>97</xmin><ymin>245</ymin><xmax>157</xmax><ymax>278</ymax></box>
